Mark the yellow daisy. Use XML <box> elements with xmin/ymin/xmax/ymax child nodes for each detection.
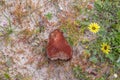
<box><xmin>101</xmin><ymin>43</ymin><xmax>111</xmax><ymax>54</ymax></box>
<box><xmin>88</xmin><ymin>23</ymin><xmax>100</xmax><ymax>33</ymax></box>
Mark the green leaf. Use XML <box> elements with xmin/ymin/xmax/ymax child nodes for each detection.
<box><xmin>4</xmin><ymin>73</ymin><xmax>11</xmax><ymax>79</ymax></box>
<box><xmin>97</xmin><ymin>77</ymin><xmax>105</xmax><ymax>80</ymax></box>
<box><xmin>7</xmin><ymin>27</ymin><xmax>13</xmax><ymax>35</ymax></box>
<box><xmin>116</xmin><ymin>63</ymin><xmax>120</xmax><ymax>69</ymax></box>
<box><xmin>117</xmin><ymin>10</ymin><xmax>120</xmax><ymax>19</ymax></box>
<box><xmin>89</xmin><ymin>56</ymin><xmax>98</xmax><ymax>63</ymax></box>
<box><xmin>117</xmin><ymin>56</ymin><xmax>120</xmax><ymax>63</ymax></box>
<box><xmin>94</xmin><ymin>0</ymin><xmax>103</xmax><ymax>12</ymax></box>
<box><xmin>85</xmin><ymin>50</ymin><xmax>90</xmax><ymax>55</ymax></box>
<box><xmin>45</xmin><ymin>13</ymin><xmax>52</xmax><ymax>20</ymax></box>
<box><xmin>106</xmin><ymin>54</ymin><xmax>115</xmax><ymax>62</ymax></box>
<box><xmin>67</xmin><ymin>36</ymin><xmax>74</xmax><ymax>46</ymax></box>
<box><xmin>93</xmin><ymin>50</ymin><xmax>97</xmax><ymax>55</ymax></box>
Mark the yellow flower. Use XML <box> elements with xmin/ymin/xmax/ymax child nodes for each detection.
<box><xmin>101</xmin><ymin>43</ymin><xmax>111</xmax><ymax>54</ymax></box>
<box><xmin>88</xmin><ymin>23</ymin><xmax>100</xmax><ymax>33</ymax></box>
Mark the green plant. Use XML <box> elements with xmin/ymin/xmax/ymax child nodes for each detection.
<box><xmin>45</xmin><ymin>12</ymin><xmax>52</xmax><ymax>20</ymax></box>
<box><xmin>4</xmin><ymin>73</ymin><xmax>11</xmax><ymax>80</ymax></box>
<box><xmin>96</xmin><ymin>77</ymin><xmax>106</xmax><ymax>80</ymax></box>
<box><xmin>0</xmin><ymin>15</ymin><xmax>14</xmax><ymax>45</ymax></box>
<box><xmin>73</xmin><ymin>65</ymin><xmax>89</xmax><ymax>80</ymax></box>
<box><xmin>86</xmin><ymin>0</ymin><xmax>120</xmax><ymax>70</ymax></box>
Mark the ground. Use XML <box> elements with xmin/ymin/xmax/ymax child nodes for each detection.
<box><xmin>0</xmin><ymin>0</ymin><xmax>119</xmax><ymax>80</ymax></box>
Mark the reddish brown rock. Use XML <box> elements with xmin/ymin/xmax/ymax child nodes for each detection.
<box><xmin>46</xmin><ymin>29</ymin><xmax>72</xmax><ymax>60</ymax></box>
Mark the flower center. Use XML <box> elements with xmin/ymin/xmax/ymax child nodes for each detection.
<box><xmin>104</xmin><ymin>46</ymin><xmax>107</xmax><ymax>50</ymax></box>
<box><xmin>92</xmin><ymin>26</ymin><xmax>96</xmax><ymax>30</ymax></box>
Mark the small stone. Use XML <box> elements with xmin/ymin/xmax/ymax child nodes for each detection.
<box><xmin>114</xmin><ymin>73</ymin><xmax>118</xmax><ymax>78</ymax></box>
<box><xmin>46</xmin><ymin>29</ymin><xmax>72</xmax><ymax>60</ymax></box>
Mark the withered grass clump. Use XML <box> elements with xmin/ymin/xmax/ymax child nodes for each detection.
<box><xmin>60</xmin><ymin>19</ymin><xmax>81</xmax><ymax>46</ymax></box>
